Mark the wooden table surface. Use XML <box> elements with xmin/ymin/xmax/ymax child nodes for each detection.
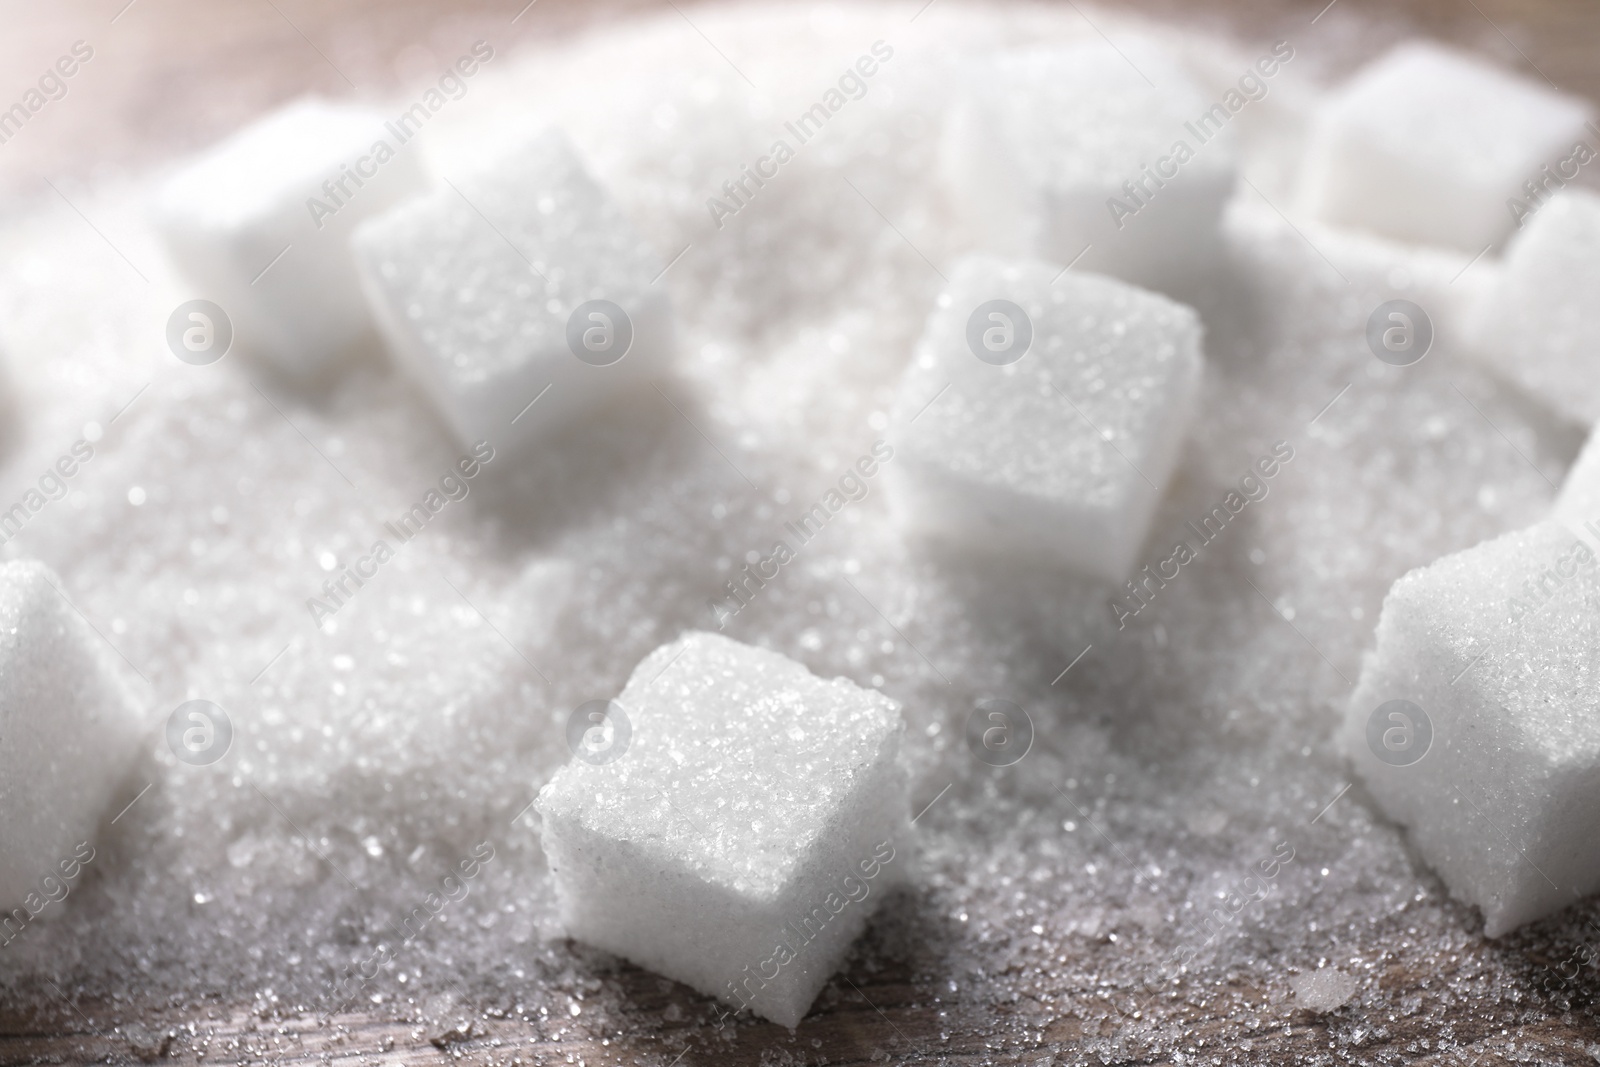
<box><xmin>3</xmin><ymin>1</ymin><xmax>1600</xmax><ymax>1064</ymax></box>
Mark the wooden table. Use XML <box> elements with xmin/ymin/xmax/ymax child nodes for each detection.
<box><xmin>2</xmin><ymin>1</ymin><xmax>1599</xmax><ymax>1064</ymax></box>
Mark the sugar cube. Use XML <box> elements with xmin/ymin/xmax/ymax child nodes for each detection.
<box><xmin>536</xmin><ymin>631</ymin><xmax>908</xmax><ymax>1028</ymax></box>
<box><xmin>0</xmin><ymin>560</ymin><xmax>142</xmax><ymax>920</ymax></box>
<box><xmin>941</xmin><ymin>40</ymin><xmax>1238</xmax><ymax>296</ymax></box>
<box><xmin>1555</xmin><ymin>423</ymin><xmax>1600</xmax><ymax>528</ymax></box>
<box><xmin>1344</xmin><ymin>521</ymin><xmax>1600</xmax><ymax>935</ymax></box>
<box><xmin>1474</xmin><ymin>190</ymin><xmax>1600</xmax><ymax>425</ymax></box>
<box><xmin>1298</xmin><ymin>42</ymin><xmax>1592</xmax><ymax>252</ymax></box>
<box><xmin>887</xmin><ymin>255</ymin><xmax>1203</xmax><ymax>585</ymax></box>
<box><xmin>154</xmin><ymin>98</ymin><xmax>429</xmax><ymax>381</ymax></box>
<box><xmin>352</xmin><ymin>128</ymin><xmax>674</xmax><ymax>455</ymax></box>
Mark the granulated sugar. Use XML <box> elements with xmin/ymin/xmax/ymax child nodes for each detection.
<box><xmin>0</xmin><ymin>3</ymin><xmax>1596</xmax><ymax>1065</ymax></box>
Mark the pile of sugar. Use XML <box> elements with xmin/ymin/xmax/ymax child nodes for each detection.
<box><xmin>0</xmin><ymin>3</ymin><xmax>1596</xmax><ymax>1064</ymax></box>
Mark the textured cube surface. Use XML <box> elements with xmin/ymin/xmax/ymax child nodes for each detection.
<box><xmin>536</xmin><ymin>631</ymin><xmax>908</xmax><ymax>1028</ymax></box>
<box><xmin>0</xmin><ymin>560</ymin><xmax>142</xmax><ymax>914</ymax></box>
<box><xmin>353</xmin><ymin>128</ymin><xmax>674</xmax><ymax>455</ymax></box>
<box><xmin>1555</xmin><ymin>424</ymin><xmax>1600</xmax><ymax>529</ymax></box>
<box><xmin>1299</xmin><ymin>42</ymin><xmax>1591</xmax><ymax>251</ymax></box>
<box><xmin>942</xmin><ymin>40</ymin><xmax>1237</xmax><ymax>296</ymax></box>
<box><xmin>1344</xmin><ymin>521</ymin><xmax>1600</xmax><ymax>936</ymax></box>
<box><xmin>1476</xmin><ymin>190</ymin><xmax>1600</xmax><ymax>425</ymax></box>
<box><xmin>888</xmin><ymin>256</ymin><xmax>1202</xmax><ymax>584</ymax></box>
<box><xmin>154</xmin><ymin>98</ymin><xmax>428</xmax><ymax>380</ymax></box>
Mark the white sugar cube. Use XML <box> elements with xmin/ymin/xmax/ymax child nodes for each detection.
<box><xmin>1345</xmin><ymin>521</ymin><xmax>1600</xmax><ymax>935</ymax></box>
<box><xmin>154</xmin><ymin>98</ymin><xmax>429</xmax><ymax>381</ymax></box>
<box><xmin>1555</xmin><ymin>424</ymin><xmax>1600</xmax><ymax>528</ymax></box>
<box><xmin>887</xmin><ymin>255</ymin><xmax>1203</xmax><ymax>584</ymax></box>
<box><xmin>1298</xmin><ymin>42</ymin><xmax>1592</xmax><ymax>252</ymax></box>
<box><xmin>942</xmin><ymin>41</ymin><xmax>1238</xmax><ymax>296</ymax></box>
<box><xmin>536</xmin><ymin>631</ymin><xmax>908</xmax><ymax>1028</ymax></box>
<box><xmin>1474</xmin><ymin>190</ymin><xmax>1600</xmax><ymax>425</ymax></box>
<box><xmin>352</xmin><ymin>128</ymin><xmax>674</xmax><ymax>455</ymax></box>
<box><xmin>0</xmin><ymin>561</ymin><xmax>142</xmax><ymax>917</ymax></box>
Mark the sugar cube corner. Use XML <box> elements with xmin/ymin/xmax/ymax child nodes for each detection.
<box><xmin>942</xmin><ymin>39</ymin><xmax>1238</xmax><ymax>297</ymax></box>
<box><xmin>1299</xmin><ymin>41</ymin><xmax>1592</xmax><ymax>251</ymax></box>
<box><xmin>1473</xmin><ymin>189</ymin><xmax>1600</xmax><ymax>426</ymax></box>
<box><xmin>536</xmin><ymin>631</ymin><xmax>909</xmax><ymax>1028</ymax></box>
<box><xmin>1344</xmin><ymin>521</ymin><xmax>1600</xmax><ymax>936</ymax></box>
<box><xmin>0</xmin><ymin>559</ymin><xmax>145</xmax><ymax>918</ymax></box>
<box><xmin>154</xmin><ymin>97</ymin><xmax>430</xmax><ymax>381</ymax></box>
<box><xmin>887</xmin><ymin>255</ymin><xmax>1203</xmax><ymax>585</ymax></box>
<box><xmin>352</xmin><ymin>127</ymin><xmax>675</xmax><ymax>456</ymax></box>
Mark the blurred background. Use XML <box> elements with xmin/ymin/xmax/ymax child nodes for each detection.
<box><xmin>0</xmin><ymin>0</ymin><xmax>1596</xmax><ymax>199</ymax></box>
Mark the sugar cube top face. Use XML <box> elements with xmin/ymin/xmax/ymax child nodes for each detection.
<box><xmin>154</xmin><ymin>98</ymin><xmax>429</xmax><ymax>381</ymax></box>
<box><xmin>537</xmin><ymin>632</ymin><xmax>908</xmax><ymax>1028</ymax></box>
<box><xmin>1299</xmin><ymin>42</ymin><xmax>1592</xmax><ymax>251</ymax></box>
<box><xmin>942</xmin><ymin>40</ymin><xmax>1238</xmax><ymax>296</ymax></box>
<box><xmin>0</xmin><ymin>561</ymin><xmax>142</xmax><ymax>915</ymax></box>
<box><xmin>160</xmin><ymin>99</ymin><xmax>407</xmax><ymax>229</ymax></box>
<box><xmin>353</xmin><ymin>128</ymin><xmax>674</xmax><ymax>455</ymax></box>
<box><xmin>1344</xmin><ymin>522</ymin><xmax>1600</xmax><ymax>936</ymax></box>
<box><xmin>1475</xmin><ymin>190</ymin><xmax>1600</xmax><ymax>426</ymax></box>
<box><xmin>888</xmin><ymin>256</ymin><xmax>1203</xmax><ymax>584</ymax></box>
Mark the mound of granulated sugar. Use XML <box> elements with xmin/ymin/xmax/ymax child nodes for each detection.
<box><xmin>0</xmin><ymin>4</ymin><xmax>1595</xmax><ymax>1065</ymax></box>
